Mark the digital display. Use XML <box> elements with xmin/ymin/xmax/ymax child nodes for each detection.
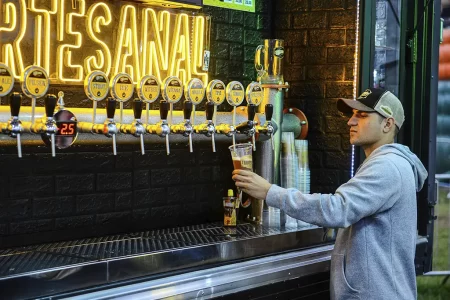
<box><xmin>56</xmin><ymin>121</ymin><xmax>77</xmax><ymax>137</ymax></box>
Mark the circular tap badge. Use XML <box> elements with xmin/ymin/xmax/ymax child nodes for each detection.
<box><xmin>246</xmin><ymin>82</ymin><xmax>263</xmax><ymax>106</ymax></box>
<box><xmin>226</xmin><ymin>81</ymin><xmax>245</xmax><ymax>107</ymax></box>
<box><xmin>162</xmin><ymin>76</ymin><xmax>183</xmax><ymax>103</ymax></box>
<box><xmin>137</xmin><ymin>75</ymin><xmax>160</xmax><ymax>103</ymax></box>
<box><xmin>185</xmin><ymin>78</ymin><xmax>205</xmax><ymax>105</ymax></box>
<box><xmin>110</xmin><ymin>73</ymin><xmax>134</xmax><ymax>102</ymax></box>
<box><xmin>207</xmin><ymin>79</ymin><xmax>226</xmax><ymax>105</ymax></box>
<box><xmin>0</xmin><ymin>64</ymin><xmax>14</xmax><ymax>97</ymax></box>
<box><xmin>21</xmin><ymin>66</ymin><xmax>49</xmax><ymax>98</ymax></box>
<box><xmin>84</xmin><ymin>71</ymin><xmax>109</xmax><ymax>101</ymax></box>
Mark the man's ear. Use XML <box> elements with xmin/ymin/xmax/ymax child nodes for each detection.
<box><xmin>383</xmin><ymin>117</ymin><xmax>395</xmax><ymax>133</ymax></box>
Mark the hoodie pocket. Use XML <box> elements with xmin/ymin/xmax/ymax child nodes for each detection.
<box><xmin>331</xmin><ymin>254</ymin><xmax>360</xmax><ymax>300</ymax></box>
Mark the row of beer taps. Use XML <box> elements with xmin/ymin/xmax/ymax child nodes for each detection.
<box><xmin>0</xmin><ymin>65</ymin><xmax>275</xmax><ymax>157</ymax></box>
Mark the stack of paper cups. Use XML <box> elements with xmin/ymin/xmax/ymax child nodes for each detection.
<box><xmin>295</xmin><ymin>140</ymin><xmax>311</xmax><ymax>227</ymax></box>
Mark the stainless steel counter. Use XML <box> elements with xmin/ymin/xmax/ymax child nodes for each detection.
<box><xmin>0</xmin><ymin>221</ymin><xmax>334</xmax><ymax>299</ymax></box>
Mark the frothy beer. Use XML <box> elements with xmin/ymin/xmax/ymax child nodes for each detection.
<box><xmin>232</xmin><ymin>155</ymin><xmax>252</xmax><ymax>171</ymax></box>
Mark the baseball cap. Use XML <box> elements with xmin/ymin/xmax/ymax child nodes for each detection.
<box><xmin>337</xmin><ymin>88</ymin><xmax>405</xmax><ymax>130</ymax></box>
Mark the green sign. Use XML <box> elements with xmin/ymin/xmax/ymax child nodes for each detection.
<box><xmin>204</xmin><ymin>0</ymin><xmax>255</xmax><ymax>12</ymax></box>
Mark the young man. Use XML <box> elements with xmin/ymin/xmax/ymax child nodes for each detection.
<box><xmin>232</xmin><ymin>88</ymin><xmax>428</xmax><ymax>300</ymax></box>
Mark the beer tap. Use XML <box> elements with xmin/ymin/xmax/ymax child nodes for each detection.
<box><xmin>2</xmin><ymin>93</ymin><xmax>23</xmax><ymax>158</ymax></box>
<box><xmin>120</xmin><ymin>98</ymin><xmax>146</xmax><ymax>155</ymax></box>
<box><xmin>137</xmin><ymin>75</ymin><xmax>160</xmax><ymax>125</ymax></box>
<box><xmin>0</xmin><ymin>64</ymin><xmax>21</xmax><ymax>157</ymax></box>
<box><xmin>170</xmin><ymin>100</ymin><xmax>194</xmax><ymax>152</ymax></box>
<box><xmin>235</xmin><ymin>82</ymin><xmax>264</xmax><ymax>151</ymax></box>
<box><xmin>146</xmin><ymin>100</ymin><xmax>170</xmax><ymax>155</ymax></box>
<box><xmin>193</xmin><ymin>101</ymin><xmax>216</xmax><ymax>152</ymax></box>
<box><xmin>256</xmin><ymin>104</ymin><xmax>275</xmax><ymax>150</ymax></box>
<box><xmin>217</xmin><ymin>81</ymin><xmax>245</xmax><ymax>146</ymax></box>
<box><xmin>91</xmin><ymin>97</ymin><xmax>118</xmax><ymax>155</ymax></box>
<box><xmin>29</xmin><ymin>94</ymin><xmax>58</xmax><ymax>157</ymax></box>
<box><xmin>235</xmin><ymin>103</ymin><xmax>257</xmax><ymax>151</ymax></box>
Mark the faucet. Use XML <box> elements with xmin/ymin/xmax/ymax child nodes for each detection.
<box><xmin>29</xmin><ymin>94</ymin><xmax>58</xmax><ymax>157</ymax></box>
<box><xmin>146</xmin><ymin>100</ymin><xmax>170</xmax><ymax>155</ymax></box>
<box><xmin>170</xmin><ymin>100</ymin><xmax>194</xmax><ymax>152</ymax></box>
<box><xmin>120</xmin><ymin>98</ymin><xmax>146</xmax><ymax>155</ymax></box>
<box><xmin>256</xmin><ymin>104</ymin><xmax>275</xmax><ymax>150</ymax></box>
<box><xmin>0</xmin><ymin>92</ymin><xmax>23</xmax><ymax>157</ymax></box>
<box><xmin>193</xmin><ymin>101</ymin><xmax>216</xmax><ymax>152</ymax></box>
<box><xmin>235</xmin><ymin>103</ymin><xmax>257</xmax><ymax>151</ymax></box>
<box><xmin>89</xmin><ymin>97</ymin><xmax>118</xmax><ymax>155</ymax></box>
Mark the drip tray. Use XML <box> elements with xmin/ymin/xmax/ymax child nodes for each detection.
<box><xmin>0</xmin><ymin>221</ymin><xmax>329</xmax><ymax>299</ymax></box>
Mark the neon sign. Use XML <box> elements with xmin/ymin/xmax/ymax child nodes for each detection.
<box><xmin>0</xmin><ymin>0</ymin><xmax>210</xmax><ymax>85</ymax></box>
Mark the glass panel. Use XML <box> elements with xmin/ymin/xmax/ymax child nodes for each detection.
<box><xmin>373</xmin><ymin>0</ymin><xmax>402</xmax><ymax>96</ymax></box>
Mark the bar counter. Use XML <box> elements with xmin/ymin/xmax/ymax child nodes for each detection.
<box><xmin>0</xmin><ymin>215</ymin><xmax>334</xmax><ymax>299</ymax></box>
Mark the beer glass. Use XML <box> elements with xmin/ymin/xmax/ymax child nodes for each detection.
<box><xmin>254</xmin><ymin>39</ymin><xmax>285</xmax><ymax>84</ymax></box>
<box><xmin>229</xmin><ymin>143</ymin><xmax>253</xmax><ymax>207</ymax></box>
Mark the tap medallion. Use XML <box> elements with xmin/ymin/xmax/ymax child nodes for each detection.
<box><xmin>137</xmin><ymin>75</ymin><xmax>160</xmax><ymax>103</ymax></box>
<box><xmin>226</xmin><ymin>81</ymin><xmax>245</xmax><ymax>106</ymax></box>
<box><xmin>0</xmin><ymin>64</ymin><xmax>14</xmax><ymax>97</ymax></box>
<box><xmin>246</xmin><ymin>82</ymin><xmax>263</xmax><ymax>106</ymax></box>
<box><xmin>207</xmin><ymin>79</ymin><xmax>226</xmax><ymax>105</ymax></box>
<box><xmin>162</xmin><ymin>76</ymin><xmax>183</xmax><ymax>103</ymax></box>
<box><xmin>21</xmin><ymin>66</ymin><xmax>49</xmax><ymax>98</ymax></box>
<box><xmin>185</xmin><ymin>78</ymin><xmax>205</xmax><ymax>105</ymax></box>
<box><xmin>111</xmin><ymin>73</ymin><xmax>134</xmax><ymax>102</ymax></box>
<box><xmin>84</xmin><ymin>71</ymin><xmax>109</xmax><ymax>101</ymax></box>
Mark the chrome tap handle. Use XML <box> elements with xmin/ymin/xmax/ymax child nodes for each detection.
<box><xmin>10</xmin><ymin>92</ymin><xmax>22</xmax><ymax>158</ymax></box>
<box><xmin>44</xmin><ymin>94</ymin><xmax>57</xmax><ymax>157</ymax></box>
<box><xmin>265</xmin><ymin>104</ymin><xmax>274</xmax><ymax>150</ymax></box>
<box><xmin>106</xmin><ymin>97</ymin><xmax>117</xmax><ymax>155</ymax></box>
<box><xmin>132</xmin><ymin>98</ymin><xmax>145</xmax><ymax>155</ymax></box>
<box><xmin>184</xmin><ymin>100</ymin><xmax>194</xmax><ymax>152</ymax></box>
<box><xmin>160</xmin><ymin>100</ymin><xmax>170</xmax><ymax>155</ymax></box>
<box><xmin>205</xmin><ymin>101</ymin><xmax>216</xmax><ymax>152</ymax></box>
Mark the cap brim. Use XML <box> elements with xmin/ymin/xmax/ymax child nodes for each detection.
<box><xmin>337</xmin><ymin>98</ymin><xmax>376</xmax><ymax>114</ymax></box>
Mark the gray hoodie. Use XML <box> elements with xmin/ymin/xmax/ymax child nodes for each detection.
<box><xmin>266</xmin><ymin>144</ymin><xmax>428</xmax><ymax>300</ymax></box>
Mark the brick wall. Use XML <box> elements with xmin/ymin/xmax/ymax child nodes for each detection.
<box><xmin>275</xmin><ymin>0</ymin><xmax>356</xmax><ymax>193</ymax></box>
<box><xmin>0</xmin><ymin>0</ymin><xmax>356</xmax><ymax>248</ymax></box>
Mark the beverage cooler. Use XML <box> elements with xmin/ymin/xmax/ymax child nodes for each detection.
<box><xmin>0</xmin><ymin>0</ymin><xmax>440</xmax><ymax>299</ymax></box>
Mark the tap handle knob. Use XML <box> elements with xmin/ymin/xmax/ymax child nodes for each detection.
<box><xmin>132</xmin><ymin>98</ymin><xmax>143</xmax><ymax>120</ymax></box>
<box><xmin>183</xmin><ymin>100</ymin><xmax>193</xmax><ymax>120</ymax></box>
<box><xmin>206</xmin><ymin>101</ymin><xmax>215</xmax><ymax>121</ymax></box>
<box><xmin>265</xmin><ymin>104</ymin><xmax>273</xmax><ymax>122</ymax></box>
<box><xmin>160</xmin><ymin>100</ymin><xmax>169</xmax><ymax>120</ymax></box>
<box><xmin>106</xmin><ymin>97</ymin><xmax>116</xmax><ymax>119</ymax></box>
<box><xmin>44</xmin><ymin>94</ymin><xmax>57</xmax><ymax>118</ymax></box>
<box><xmin>10</xmin><ymin>92</ymin><xmax>22</xmax><ymax>117</ymax></box>
<box><xmin>248</xmin><ymin>104</ymin><xmax>256</xmax><ymax>122</ymax></box>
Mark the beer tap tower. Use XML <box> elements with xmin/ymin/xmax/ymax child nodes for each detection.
<box><xmin>216</xmin><ymin>81</ymin><xmax>244</xmax><ymax>146</ymax></box>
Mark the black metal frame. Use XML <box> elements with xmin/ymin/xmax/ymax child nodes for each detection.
<box><xmin>358</xmin><ymin>0</ymin><xmax>439</xmax><ymax>274</ymax></box>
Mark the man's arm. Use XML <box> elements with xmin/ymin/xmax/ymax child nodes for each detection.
<box><xmin>266</xmin><ymin>157</ymin><xmax>401</xmax><ymax>228</ymax></box>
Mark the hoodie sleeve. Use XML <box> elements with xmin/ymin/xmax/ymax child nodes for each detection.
<box><xmin>265</xmin><ymin>156</ymin><xmax>401</xmax><ymax>228</ymax></box>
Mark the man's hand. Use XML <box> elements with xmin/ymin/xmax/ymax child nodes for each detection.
<box><xmin>232</xmin><ymin>169</ymin><xmax>272</xmax><ymax>200</ymax></box>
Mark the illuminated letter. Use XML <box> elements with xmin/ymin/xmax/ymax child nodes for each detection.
<box><xmin>57</xmin><ymin>0</ymin><xmax>85</xmax><ymax>82</ymax></box>
<box><xmin>0</xmin><ymin>1</ymin><xmax>26</xmax><ymax>79</ymax></box>
<box><xmin>113</xmin><ymin>5</ymin><xmax>141</xmax><ymax>82</ymax></box>
<box><xmin>192</xmin><ymin>16</ymin><xmax>208</xmax><ymax>84</ymax></box>
<box><xmin>141</xmin><ymin>9</ymin><xmax>171</xmax><ymax>83</ymax></box>
<box><xmin>30</xmin><ymin>0</ymin><xmax>58</xmax><ymax>74</ymax></box>
<box><xmin>85</xmin><ymin>2</ymin><xmax>112</xmax><ymax>75</ymax></box>
<box><xmin>169</xmin><ymin>13</ymin><xmax>192</xmax><ymax>85</ymax></box>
